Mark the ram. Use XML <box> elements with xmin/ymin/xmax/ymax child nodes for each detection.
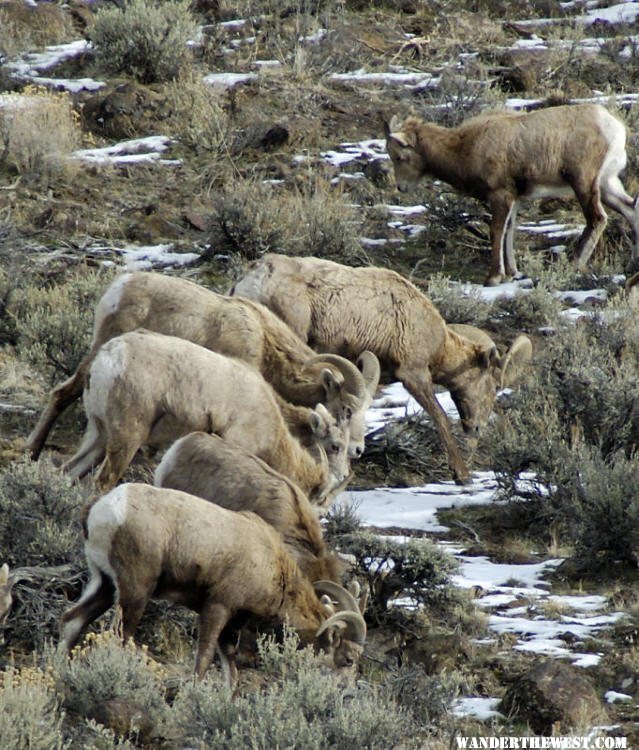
<box><xmin>62</xmin><ymin>329</ymin><xmax>350</xmax><ymax>502</ymax></box>
<box><xmin>60</xmin><ymin>483</ymin><xmax>366</xmax><ymax>685</ymax></box>
<box><xmin>27</xmin><ymin>272</ymin><xmax>379</xmax><ymax>461</ymax></box>
<box><xmin>231</xmin><ymin>254</ymin><xmax>532</xmax><ymax>484</ymax></box>
<box><xmin>384</xmin><ymin>105</ymin><xmax>639</xmax><ymax>285</ymax></box>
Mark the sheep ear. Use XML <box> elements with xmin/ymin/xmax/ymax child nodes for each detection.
<box><xmin>389</xmin><ymin>131</ymin><xmax>414</xmax><ymax>149</ymax></box>
<box><xmin>389</xmin><ymin>114</ymin><xmax>403</xmax><ymax>132</ymax></box>
<box><xmin>479</xmin><ymin>345</ymin><xmax>500</xmax><ymax>371</ymax></box>
<box><xmin>320</xmin><ymin>368</ymin><xmax>342</xmax><ymax>400</ymax></box>
<box><xmin>500</xmin><ymin>335</ymin><xmax>533</xmax><ymax>388</ymax></box>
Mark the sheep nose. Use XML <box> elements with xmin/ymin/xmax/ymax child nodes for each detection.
<box><xmin>349</xmin><ymin>444</ymin><xmax>364</xmax><ymax>459</ymax></box>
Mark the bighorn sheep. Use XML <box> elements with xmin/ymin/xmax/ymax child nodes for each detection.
<box><xmin>27</xmin><ymin>272</ymin><xmax>379</xmax><ymax>461</ymax></box>
<box><xmin>60</xmin><ymin>483</ymin><xmax>367</xmax><ymax>684</ymax></box>
<box><xmin>0</xmin><ymin>564</ymin><xmax>12</xmax><ymax>627</ymax></box>
<box><xmin>231</xmin><ymin>254</ymin><xmax>532</xmax><ymax>484</ymax></box>
<box><xmin>384</xmin><ymin>104</ymin><xmax>639</xmax><ymax>285</ymax></box>
<box><xmin>155</xmin><ymin>433</ymin><xmax>344</xmax><ymax>583</ymax></box>
<box><xmin>62</xmin><ymin>329</ymin><xmax>351</xmax><ymax>501</ymax></box>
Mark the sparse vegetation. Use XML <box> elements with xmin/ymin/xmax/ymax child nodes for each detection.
<box><xmin>3</xmin><ymin>0</ymin><xmax>639</xmax><ymax>742</ymax></box>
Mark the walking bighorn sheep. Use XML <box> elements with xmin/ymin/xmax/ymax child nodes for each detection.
<box><xmin>231</xmin><ymin>254</ymin><xmax>532</xmax><ymax>484</ymax></box>
<box><xmin>62</xmin><ymin>329</ymin><xmax>351</xmax><ymax>501</ymax></box>
<box><xmin>27</xmin><ymin>272</ymin><xmax>379</xmax><ymax>461</ymax></box>
<box><xmin>384</xmin><ymin>104</ymin><xmax>639</xmax><ymax>285</ymax></box>
<box><xmin>60</xmin><ymin>483</ymin><xmax>366</xmax><ymax>684</ymax></box>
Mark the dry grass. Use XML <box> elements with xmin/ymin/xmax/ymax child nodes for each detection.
<box><xmin>0</xmin><ymin>88</ymin><xmax>81</xmax><ymax>188</ymax></box>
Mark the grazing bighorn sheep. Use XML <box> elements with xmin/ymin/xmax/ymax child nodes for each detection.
<box><xmin>62</xmin><ymin>329</ymin><xmax>350</xmax><ymax>500</ymax></box>
<box><xmin>384</xmin><ymin>104</ymin><xmax>639</xmax><ymax>285</ymax></box>
<box><xmin>231</xmin><ymin>254</ymin><xmax>532</xmax><ymax>484</ymax></box>
<box><xmin>155</xmin><ymin>433</ymin><xmax>344</xmax><ymax>583</ymax></box>
<box><xmin>0</xmin><ymin>564</ymin><xmax>12</xmax><ymax>628</ymax></box>
<box><xmin>60</xmin><ymin>484</ymin><xmax>366</xmax><ymax>684</ymax></box>
<box><xmin>27</xmin><ymin>272</ymin><xmax>379</xmax><ymax>461</ymax></box>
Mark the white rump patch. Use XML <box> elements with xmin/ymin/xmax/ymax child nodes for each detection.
<box><xmin>85</xmin><ymin>485</ymin><xmax>129</xmax><ymax>583</ymax></box>
<box><xmin>153</xmin><ymin>437</ymin><xmax>184</xmax><ymax>486</ymax></box>
<box><xmin>94</xmin><ymin>274</ymin><xmax>132</xmax><ymax>328</ymax></box>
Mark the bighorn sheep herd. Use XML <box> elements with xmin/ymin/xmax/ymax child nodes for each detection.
<box><xmin>384</xmin><ymin>104</ymin><xmax>639</xmax><ymax>285</ymax></box>
<box><xmin>26</xmin><ymin>233</ymin><xmax>532</xmax><ymax>680</ymax></box>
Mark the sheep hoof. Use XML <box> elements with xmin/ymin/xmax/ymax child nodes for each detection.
<box><xmin>484</xmin><ymin>273</ymin><xmax>504</xmax><ymax>287</ymax></box>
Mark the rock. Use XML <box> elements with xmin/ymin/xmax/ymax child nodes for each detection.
<box><xmin>501</xmin><ymin>660</ymin><xmax>608</xmax><ymax>733</ymax></box>
<box><xmin>81</xmin><ymin>81</ymin><xmax>166</xmax><ymax>139</ymax></box>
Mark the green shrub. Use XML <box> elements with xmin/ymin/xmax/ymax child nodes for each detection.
<box><xmin>13</xmin><ymin>267</ymin><xmax>111</xmax><ymax>384</ymax></box>
<box><xmin>56</xmin><ymin>633</ymin><xmax>168</xmax><ymax>732</ymax></box>
<box><xmin>0</xmin><ymin>668</ymin><xmax>68</xmax><ymax>750</ymax></box>
<box><xmin>170</xmin><ymin>630</ymin><xmax>423</xmax><ymax>749</ymax></box>
<box><xmin>88</xmin><ymin>0</ymin><xmax>197</xmax><ymax>84</ymax></box>
<box><xmin>0</xmin><ymin>457</ymin><xmax>84</xmax><ymax>568</ymax></box>
<box><xmin>337</xmin><ymin>533</ymin><xmax>459</xmax><ymax>626</ymax></box>
<box><xmin>426</xmin><ymin>273</ymin><xmax>493</xmax><ymax>327</ymax></box>
<box><xmin>0</xmin><ymin>458</ymin><xmax>85</xmax><ymax>650</ymax></box>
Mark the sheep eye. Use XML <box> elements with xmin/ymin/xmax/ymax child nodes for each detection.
<box><xmin>344</xmin><ymin>407</ymin><xmax>353</xmax><ymax>420</ymax></box>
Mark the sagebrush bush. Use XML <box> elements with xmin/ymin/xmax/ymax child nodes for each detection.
<box><xmin>483</xmin><ymin>310</ymin><xmax>639</xmax><ymax>567</ymax></box>
<box><xmin>170</xmin><ymin>630</ymin><xmax>423</xmax><ymax>749</ymax></box>
<box><xmin>490</xmin><ymin>284</ymin><xmax>563</xmax><ymax>333</ymax></box>
<box><xmin>13</xmin><ymin>267</ymin><xmax>111</xmax><ymax>384</ymax></box>
<box><xmin>56</xmin><ymin>632</ymin><xmax>169</xmax><ymax>732</ymax></box>
<box><xmin>209</xmin><ymin>179</ymin><xmax>364</xmax><ymax>263</ymax></box>
<box><xmin>0</xmin><ymin>668</ymin><xmax>67</xmax><ymax>750</ymax></box>
<box><xmin>426</xmin><ymin>273</ymin><xmax>493</xmax><ymax>327</ymax></box>
<box><xmin>0</xmin><ymin>457</ymin><xmax>84</xmax><ymax>567</ymax></box>
<box><xmin>88</xmin><ymin>0</ymin><xmax>197</xmax><ymax>84</ymax></box>
<box><xmin>0</xmin><ymin>88</ymin><xmax>81</xmax><ymax>186</ymax></box>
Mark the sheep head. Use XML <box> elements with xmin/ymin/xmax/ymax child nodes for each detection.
<box><xmin>303</xmin><ymin>351</ymin><xmax>380</xmax><ymax>459</ymax></box>
<box><xmin>313</xmin><ymin>580</ymin><xmax>367</xmax><ymax>669</ymax></box>
<box><xmin>444</xmin><ymin>326</ymin><xmax>533</xmax><ymax>442</ymax></box>
<box><xmin>384</xmin><ymin>115</ymin><xmax>426</xmax><ymax>193</ymax></box>
<box><xmin>307</xmin><ymin>403</ymin><xmax>352</xmax><ymax>491</ymax></box>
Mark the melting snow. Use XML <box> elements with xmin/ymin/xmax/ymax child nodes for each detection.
<box><xmin>452</xmin><ymin>696</ymin><xmax>504</xmax><ymax>720</ymax></box>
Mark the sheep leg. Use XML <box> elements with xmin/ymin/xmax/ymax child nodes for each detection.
<box><xmin>504</xmin><ymin>202</ymin><xmax>518</xmax><ymax>278</ymax></box>
<box><xmin>26</xmin><ymin>358</ymin><xmax>91</xmax><ymax>460</ymax></box>
<box><xmin>601</xmin><ymin>176</ymin><xmax>639</xmax><ymax>259</ymax></box>
<box><xmin>485</xmin><ymin>192</ymin><xmax>515</xmax><ymax>286</ymax></box>
<box><xmin>397</xmin><ymin>365</ymin><xmax>470</xmax><ymax>484</ymax></box>
<box><xmin>62</xmin><ymin>418</ymin><xmax>105</xmax><ymax>481</ymax></box>
<box><xmin>195</xmin><ymin>601</ymin><xmax>232</xmax><ymax>681</ymax></box>
<box><xmin>94</xmin><ymin>423</ymin><xmax>148</xmax><ymax>491</ymax></box>
<box><xmin>60</xmin><ymin>568</ymin><xmax>115</xmax><ymax>651</ymax></box>
<box><xmin>569</xmin><ymin>179</ymin><xmax>607</xmax><ymax>270</ymax></box>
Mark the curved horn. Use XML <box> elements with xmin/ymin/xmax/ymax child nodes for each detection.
<box><xmin>500</xmin><ymin>334</ymin><xmax>533</xmax><ymax>389</ymax></box>
<box><xmin>304</xmin><ymin>354</ymin><xmax>367</xmax><ymax>400</ymax></box>
<box><xmin>314</xmin><ymin>580</ymin><xmax>360</xmax><ymax>613</ymax></box>
<box><xmin>356</xmin><ymin>351</ymin><xmax>380</xmax><ymax>396</ymax></box>
<box><xmin>315</xmin><ymin>611</ymin><xmax>367</xmax><ymax>645</ymax></box>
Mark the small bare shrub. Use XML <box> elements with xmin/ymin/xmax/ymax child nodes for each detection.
<box><xmin>209</xmin><ymin>179</ymin><xmax>363</xmax><ymax>262</ymax></box>
<box><xmin>162</xmin><ymin>75</ymin><xmax>229</xmax><ymax>153</ymax></box>
<box><xmin>0</xmin><ymin>667</ymin><xmax>67</xmax><ymax>750</ymax></box>
<box><xmin>88</xmin><ymin>0</ymin><xmax>197</xmax><ymax>84</ymax></box>
<box><xmin>13</xmin><ymin>267</ymin><xmax>112</xmax><ymax>385</ymax></box>
<box><xmin>0</xmin><ymin>5</ymin><xmax>74</xmax><ymax>59</ymax></box>
<box><xmin>0</xmin><ymin>88</ymin><xmax>81</xmax><ymax>186</ymax></box>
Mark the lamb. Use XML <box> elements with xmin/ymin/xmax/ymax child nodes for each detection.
<box><xmin>384</xmin><ymin>104</ymin><xmax>639</xmax><ymax>285</ymax></box>
<box><xmin>231</xmin><ymin>254</ymin><xmax>532</xmax><ymax>484</ymax></box>
<box><xmin>62</xmin><ymin>329</ymin><xmax>351</xmax><ymax>502</ymax></box>
<box><xmin>60</xmin><ymin>483</ymin><xmax>367</xmax><ymax>684</ymax></box>
<box><xmin>27</xmin><ymin>271</ymin><xmax>380</xmax><ymax>461</ymax></box>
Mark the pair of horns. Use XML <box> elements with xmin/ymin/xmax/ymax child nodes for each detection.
<box><xmin>314</xmin><ymin>580</ymin><xmax>366</xmax><ymax>645</ymax></box>
<box><xmin>304</xmin><ymin>352</ymin><xmax>380</xmax><ymax>399</ymax></box>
